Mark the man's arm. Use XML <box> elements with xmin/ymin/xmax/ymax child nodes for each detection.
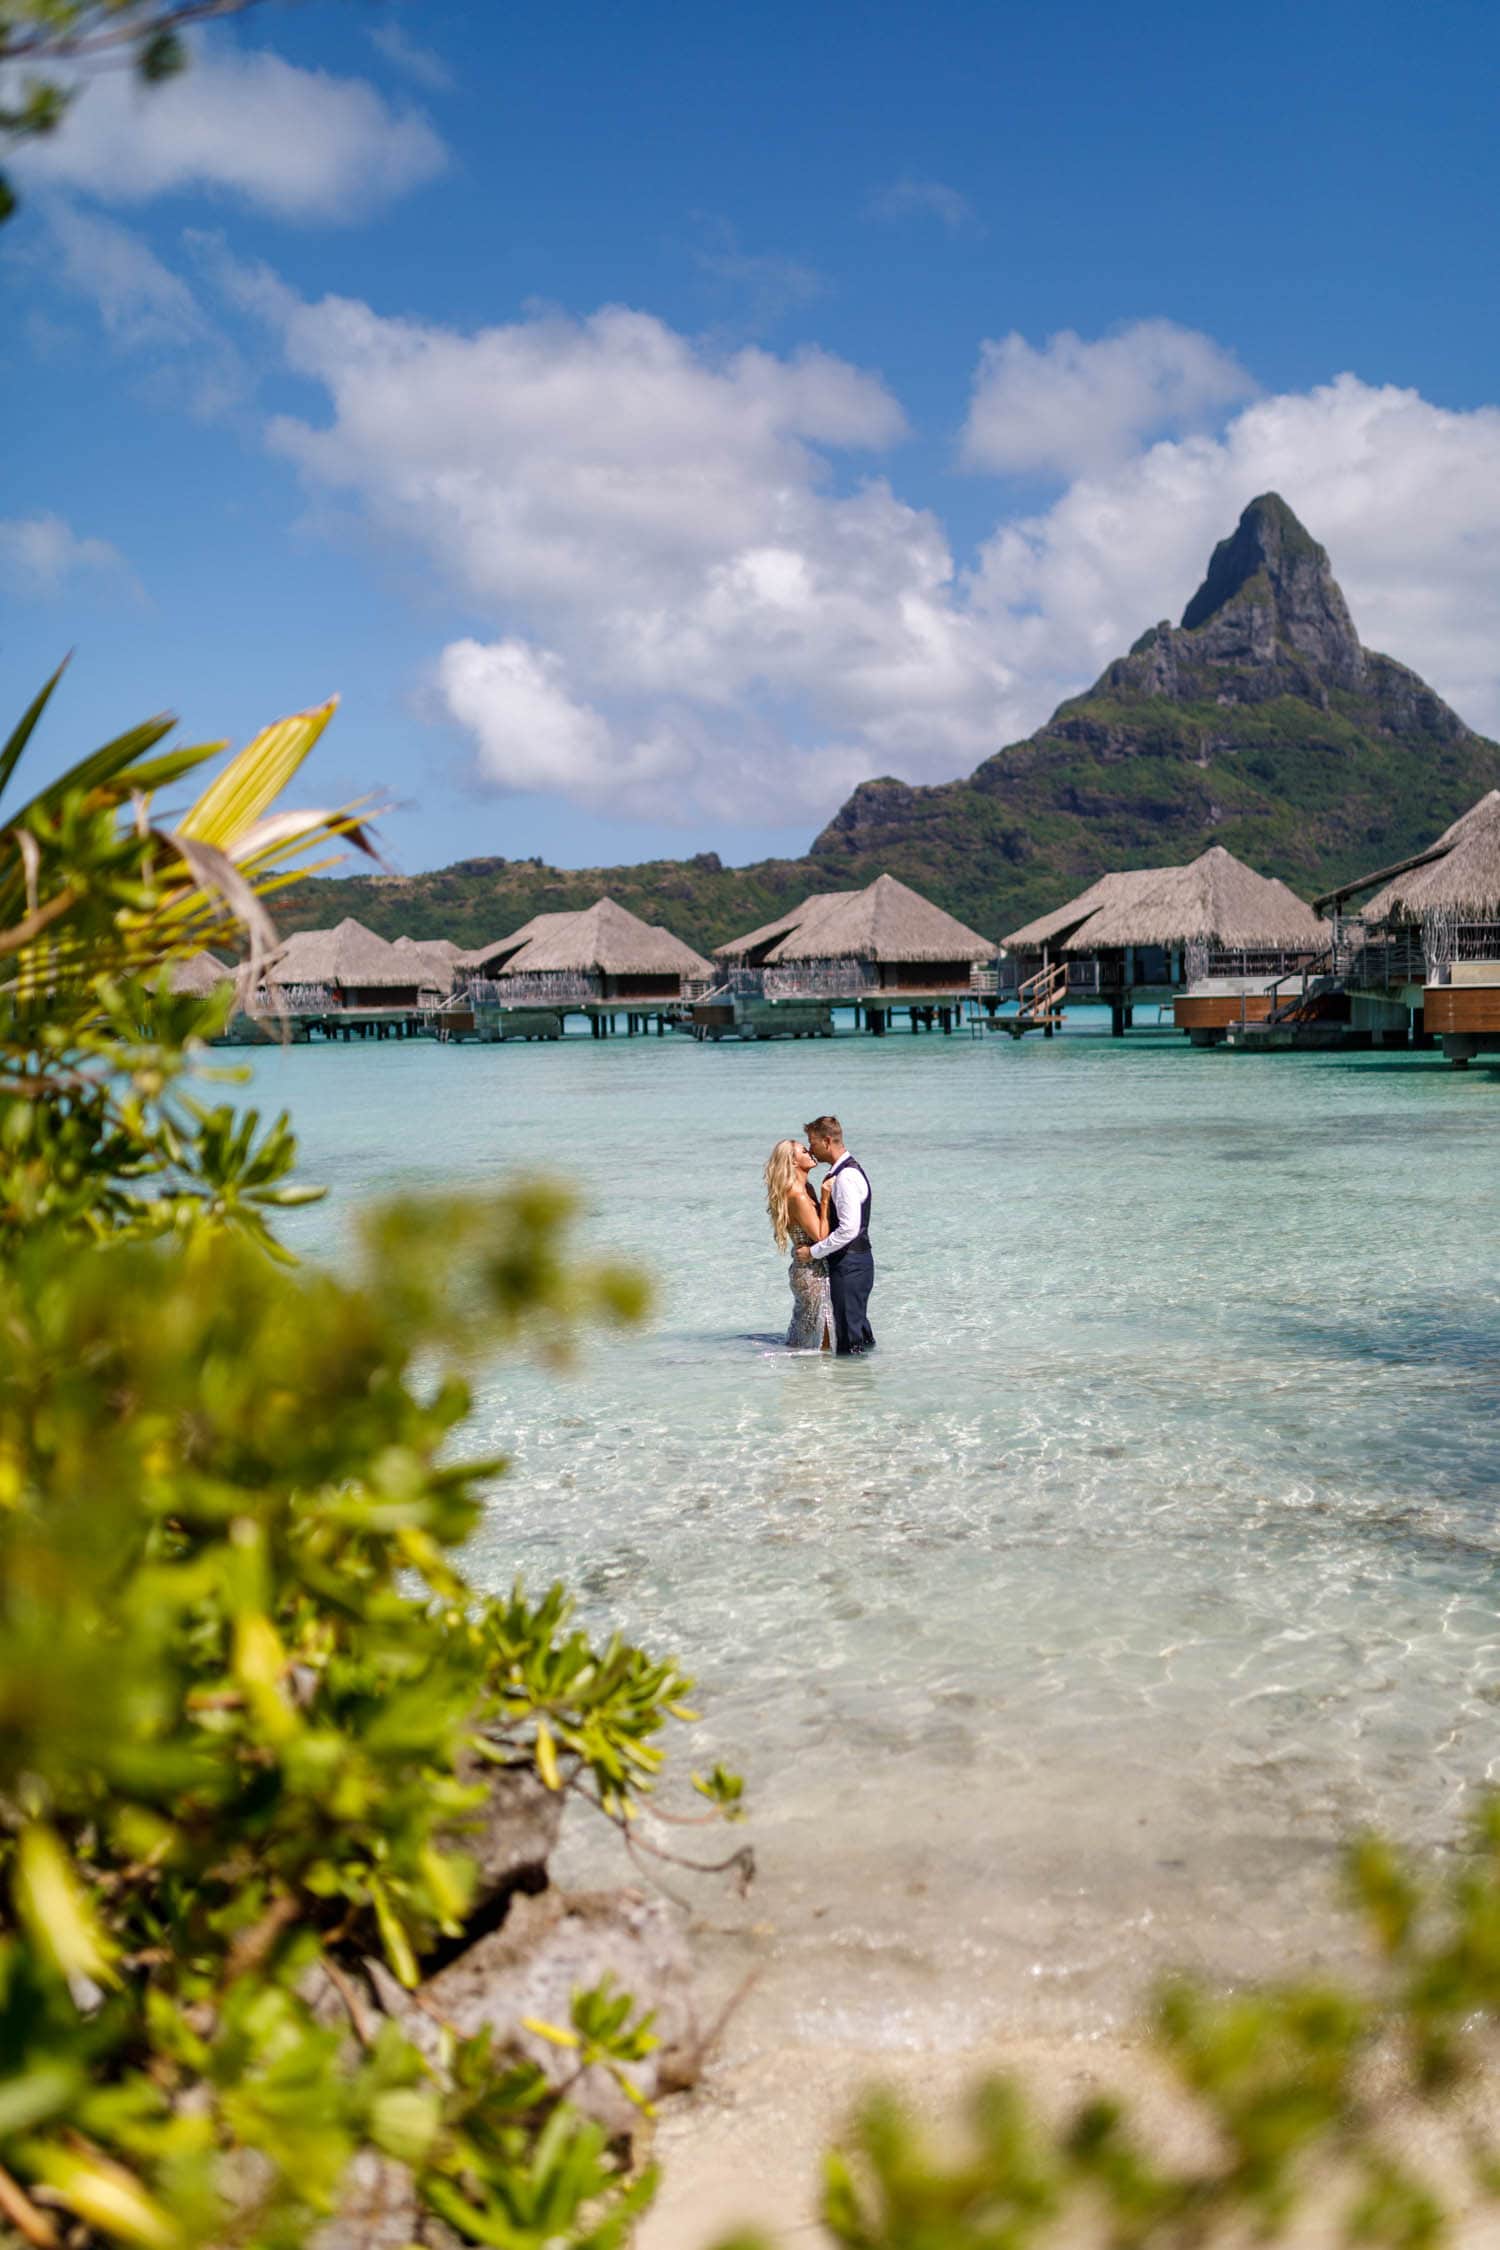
<box><xmin>809</xmin><ymin>1169</ymin><xmax>865</xmax><ymax>1259</ymax></box>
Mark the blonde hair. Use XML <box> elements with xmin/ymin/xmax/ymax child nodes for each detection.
<box><xmin>764</xmin><ymin>1138</ymin><xmax>805</xmax><ymax>1254</ymax></box>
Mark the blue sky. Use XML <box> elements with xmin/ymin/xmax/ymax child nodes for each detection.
<box><xmin>5</xmin><ymin>0</ymin><xmax>1500</xmax><ymax>878</ymax></box>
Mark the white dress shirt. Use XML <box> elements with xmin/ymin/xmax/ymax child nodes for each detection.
<box><xmin>809</xmin><ymin>1155</ymin><xmax>868</xmax><ymax>1259</ymax></box>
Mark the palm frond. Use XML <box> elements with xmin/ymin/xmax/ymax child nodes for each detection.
<box><xmin>0</xmin><ymin>660</ymin><xmax>68</xmax><ymax>813</ymax></box>
<box><xmin>177</xmin><ymin>700</ymin><xmax>339</xmax><ymax>851</ymax></box>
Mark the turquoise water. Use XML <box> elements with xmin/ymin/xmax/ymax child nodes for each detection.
<box><xmin>243</xmin><ymin>1020</ymin><xmax>1500</xmax><ymax>2040</ymax></box>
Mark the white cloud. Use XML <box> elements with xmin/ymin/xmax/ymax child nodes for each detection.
<box><xmin>963</xmin><ymin>320</ymin><xmax>1255</xmax><ymax>478</ymax></box>
<box><xmin>692</xmin><ymin>222</ymin><xmax>824</xmax><ymax>333</ymax></box>
<box><xmin>205</xmin><ymin>270</ymin><xmax>1500</xmax><ymax>819</ymax></box>
<box><xmin>437</xmin><ymin>640</ymin><xmax>621</xmax><ymax>796</ymax></box>
<box><xmin>244</xmin><ymin>286</ymin><xmax>1029</xmax><ymax>818</ymax></box>
<box><xmin>15</xmin><ymin>41</ymin><xmax>446</xmax><ymax>221</ymax></box>
<box><xmin>36</xmin><ymin>203</ymin><xmax>244</xmax><ymax>415</ymax></box>
<box><xmin>869</xmin><ymin>177</ymin><xmax>978</xmax><ymax>233</ymax></box>
<box><xmin>0</xmin><ymin>513</ymin><xmax>137</xmax><ymax>600</ymax></box>
<box><xmin>367</xmin><ymin>17</ymin><xmax>455</xmax><ymax>93</ymax></box>
<box><xmin>43</xmin><ymin>201</ymin><xmax>203</xmax><ymax>349</ymax></box>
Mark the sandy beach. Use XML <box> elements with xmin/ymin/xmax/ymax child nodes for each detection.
<box><xmin>641</xmin><ymin>2002</ymin><xmax>1498</xmax><ymax>2250</ymax></box>
<box><xmin>641</xmin><ymin>2019</ymin><xmax>1159</xmax><ymax>2247</ymax></box>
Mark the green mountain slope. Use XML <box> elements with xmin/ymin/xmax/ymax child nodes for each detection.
<box><xmin>276</xmin><ymin>495</ymin><xmax>1500</xmax><ymax>952</ymax></box>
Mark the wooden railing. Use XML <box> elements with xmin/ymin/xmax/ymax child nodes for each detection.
<box><xmin>260</xmin><ymin>981</ymin><xmax>334</xmax><ymax>1011</ymax></box>
<box><xmin>1343</xmin><ymin>932</ymin><xmax>1425</xmax><ymax>988</ymax></box>
<box><xmin>1015</xmin><ymin>959</ymin><xmax>1068</xmax><ymax>1028</ymax></box>
<box><xmin>1260</xmin><ymin>945</ymin><xmax>1345</xmax><ymax>1025</ymax></box>
<box><xmin>1059</xmin><ymin>957</ymin><xmax>1101</xmax><ymax>994</ymax></box>
<box><xmin>1204</xmin><ymin>947</ymin><xmax>1324</xmax><ymax>980</ymax></box>
<box><xmin>758</xmin><ymin>959</ymin><xmax>874</xmax><ymax>999</ymax></box>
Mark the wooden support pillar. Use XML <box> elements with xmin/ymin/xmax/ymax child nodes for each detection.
<box><xmin>1110</xmin><ymin>1002</ymin><xmax>1127</xmax><ymax>1038</ymax></box>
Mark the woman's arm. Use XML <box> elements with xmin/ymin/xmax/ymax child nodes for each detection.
<box><xmin>788</xmin><ymin>1183</ymin><xmax>827</xmax><ymax>1241</ymax></box>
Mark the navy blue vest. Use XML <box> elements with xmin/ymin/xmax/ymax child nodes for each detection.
<box><xmin>824</xmin><ymin>1156</ymin><xmax>872</xmax><ymax>1265</ymax></box>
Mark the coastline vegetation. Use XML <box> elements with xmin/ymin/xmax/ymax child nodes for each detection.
<box><xmin>0</xmin><ymin>680</ymin><xmax>739</xmax><ymax>2249</ymax></box>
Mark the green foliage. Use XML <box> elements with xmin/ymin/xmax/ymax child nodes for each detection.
<box><xmin>0</xmin><ymin>681</ymin><xmax>738</xmax><ymax>2247</ymax></box>
<box><xmin>0</xmin><ymin>1205</ymin><xmax>687</xmax><ymax>2246</ymax></box>
<box><xmin>0</xmin><ymin>672</ymin><xmax>365</xmax><ymax>1251</ymax></box>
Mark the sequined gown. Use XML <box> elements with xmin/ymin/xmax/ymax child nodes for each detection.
<box><xmin>785</xmin><ymin>1224</ymin><xmax>834</xmax><ymax>1349</ymax></box>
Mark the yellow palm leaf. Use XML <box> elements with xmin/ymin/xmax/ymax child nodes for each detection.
<box><xmin>175</xmin><ymin>698</ymin><xmax>338</xmax><ymax>852</ymax></box>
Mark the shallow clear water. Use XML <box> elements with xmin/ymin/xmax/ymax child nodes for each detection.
<box><xmin>242</xmin><ymin>1018</ymin><xmax>1500</xmax><ymax>2041</ymax></box>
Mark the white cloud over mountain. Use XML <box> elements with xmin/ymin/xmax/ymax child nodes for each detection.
<box><xmin>17</xmin><ymin>42</ymin><xmax>445</xmax><ymax>220</ymax></box>
<box><xmin>85</xmin><ymin>246</ymin><xmax>1487</xmax><ymax>825</ymax></box>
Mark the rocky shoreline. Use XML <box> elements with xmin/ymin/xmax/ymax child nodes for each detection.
<box><xmin>309</xmin><ymin>1764</ymin><xmax>702</xmax><ymax>2247</ymax></box>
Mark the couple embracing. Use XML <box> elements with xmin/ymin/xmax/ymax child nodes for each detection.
<box><xmin>764</xmin><ymin>1115</ymin><xmax>876</xmax><ymax>1358</ymax></box>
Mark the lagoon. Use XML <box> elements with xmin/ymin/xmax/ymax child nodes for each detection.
<box><xmin>245</xmin><ymin>1020</ymin><xmax>1500</xmax><ymax>2052</ymax></box>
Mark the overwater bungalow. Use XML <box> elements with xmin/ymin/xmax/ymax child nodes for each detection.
<box><xmin>1002</xmin><ymin>870</ymin><xmax>1167</xmax><ymax>1033</ymax></box>
<box><xmin>458</xmin><ymin>897</ymin><xmax>713</xmax><ymax>1038</ymax></box>
<box><xmin>1321</xmin><ymin>791</ymin><xmax>1500</xmax><ymax>1065</ymax></box>
<box><xmin>1008</xmin><ymin>848</ymin><xmax>1323</xmax><ymax>1037</ymax></box>
<box><xmin>257</xmin><ymin>916</ymin><xmax>432</xmax><ymax>1037</ymax></box>
<box><xmin>709</xmin><ymin>872</ymin><xmax>996</xmax><ymax>1038</ymax></box>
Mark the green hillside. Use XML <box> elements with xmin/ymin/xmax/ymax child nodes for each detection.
<box><xmin>275</xmin><ymin>495</ymin><xmax>1500</xmax><ymax>953</ymax></box>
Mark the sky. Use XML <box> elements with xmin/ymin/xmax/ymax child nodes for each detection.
<box><xmin>4</xmin><ymin>0</ymin><xmax>1500</xmax><ymax>878</ymax></box>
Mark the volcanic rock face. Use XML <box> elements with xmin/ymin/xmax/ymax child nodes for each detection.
<box><xmin>1088</xmin><ymin>496</ymin><xmax>1467</xmax><ymax>741</ymax></box>
<box><xmin>1178</xmin><ymin>492</ymin><xmax>1367</xmax><ymax>690</ymax></box>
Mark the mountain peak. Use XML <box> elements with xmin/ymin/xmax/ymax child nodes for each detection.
<box><xmin>1178</xmin><ymin>492</ymin><xmax>1365</xmax><ymax>686</ymax></box>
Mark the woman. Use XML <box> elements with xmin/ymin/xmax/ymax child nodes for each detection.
<box><xmin>764</xmin><ymin>1138</ymin><xmax>834</xmax><ymax>1351</ymax></box>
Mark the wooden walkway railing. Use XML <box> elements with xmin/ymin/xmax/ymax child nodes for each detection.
<box><xmin>998</xmin><ymin>959</ymin><xmax>1068</xmax><ymax>1038</ymax></box>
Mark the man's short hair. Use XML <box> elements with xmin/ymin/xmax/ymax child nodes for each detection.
<box><xmin>804</xmin><ymin>1114</ymin><xmax>843</xmax><ymax>1142</ymax></box>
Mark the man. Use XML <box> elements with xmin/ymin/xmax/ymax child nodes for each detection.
<box><xmin>794</xmin><ymin>1114</ymin><xmax>875</xmax><ymax>1356</ymax></box>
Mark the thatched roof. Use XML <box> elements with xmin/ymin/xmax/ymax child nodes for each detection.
<box><xmin>1003</xmin><ymin>870</ymin><xmax>1162</xmax><ymax>952</ymax></box>
<box><xmin>459</xmin><ymin>914</ymin><xmax>577</xmax><ymax>975</ymax></box>
<box><xmin>265</xmin><ymin>916</ymin><xmax>420</xmax><ymax>989</ymax></box>
<box><xmin>168</xmin><ymin>951</ymin><xmax>232</xmax><ymax>997</ymax></box>
<box><xmin>394</xmin><ymin>934</ymin><xmax>462</xmax><ymax>962</ymax></box>
<box><xmin>719</xmin><ymin>873</ymin><xmax>993</xmax><ymax>964</ymax></box>
<box><xmin>1359</xmin><ymin>792</ymin><xmax>1500</xmax><ymax>922</ymax></box>
<box><xmin>463</xmin><ymin>898</ymin><xmax>711</xmax><ymax>979</ymax></box>
<box><xmin>391</xmin><ymin>934</ymin><xmax>461</xmax><ymax>990</ymax></box>
<box><xmin>1060</xmin><ymin>847</ymin><xmax>1324</xmax><ymax>951</ymax></box>
<box><xmin>717</xmin><ymin>894</ymin><xmax>849</xmax><ymax>962</ymax></box>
